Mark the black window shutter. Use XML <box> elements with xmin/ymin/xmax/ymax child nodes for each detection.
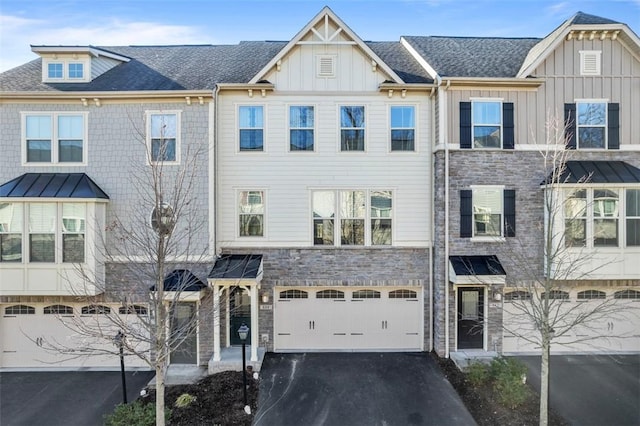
<box><xmin>564</xmin><ymin>103</ymin><xmax>576</xmax><ymax>149</ymax></box>
<box><xmin>460</xmin><ymin>102</ymin><xmax>472</xmax><ymax>149</ymax></box>
<box><xmin>607</xmin><ymin>103</ymin><xmax>620</xmax><ymax>150</ymax></box>
<box><xmin>460</xmin><ymin>190</ymin><xmax>473</xmax><ymax>237</ymax></box>
<box><xmin>504</xmin><ymin>189</ymin><xmax>516</xmax><ymax>237</ymax></box>
<box><xmin>503</xmin><ymin>102</ymin><xmax>515</xmax><ymax>149</ymax></box>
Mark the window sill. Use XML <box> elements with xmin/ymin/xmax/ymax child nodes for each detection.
<box><xmin>470</xmin><ymin>237</ymin><xmax>506</xmax><ymax>243</ymax></box>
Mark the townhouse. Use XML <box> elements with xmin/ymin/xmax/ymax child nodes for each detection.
<box><xmin>0</xmin><ymin>7</ymin><xmax>638</xmax><ymax>371</ymax></box>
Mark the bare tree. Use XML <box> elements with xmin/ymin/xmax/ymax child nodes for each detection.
<box><xmin>497</xmin><ymin>112</ymin><xmax>637</xmax><ymax>426</ymax></box>
<box><xmin>37</xmin><ymin>113</ymin><xmax>212</xmax><ymax>426</ymax></box>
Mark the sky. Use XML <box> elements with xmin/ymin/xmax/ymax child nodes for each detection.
<box><xmin>1</xmin><ymin>0</ymin><xmax>639</xmax><ymax>72</ymax></box>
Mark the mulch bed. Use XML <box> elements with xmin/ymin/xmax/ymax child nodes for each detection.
<box><xmin>433</xmin><ymin>352</ymin><xmax>568</xmax><ymax>426</ymax></box>
<box><xmin>143</xmin><ymin>370</ymin><xmax>258</xmax><ymax>426</ymax></box>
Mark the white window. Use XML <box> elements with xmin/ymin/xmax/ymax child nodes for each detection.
<box><xmin>239</xmin><ymin>106</ymin><xmax>264</xmax><ymax>151</ymax></box>
<box><xmin>626</xmin><ymin>189</ymin><xmax>640</xmax><ymax>246</ymax></box>
<box><xmin>340</xmin><ymin>106</ymin><xmax>365</xmax><ymax>151</ymax></box>
<box><xmin>312</xmin><ymin>190</ymin><xmax>392</xmax><ymax>246</ymax></box>
<box><xmin>472</xmin><ymin>101</ymin><xmax>502</xmax><ymax>148</ymax></box>
<box><xmin>580</xmin><ymin>51</ymin><xmax>601</xmax><ymax>76</ymax></box>
<box><xmin>0</xmin><ymin>202</ymin><xmax>86</xmax><ymax>264</ymax></box>
<box><xmin>390</xmin><ymin>106</ymin><xmax>415</xmax><ymax>151</ymax></box>
<box><xmin>239</xmin><ymin>191</ymin><xmax>264</xmax><ymax>237</ymax></box>
<box><xmin>42</xmin><ymin>58</ymin><xmax>90</xmax><ymax>83</ymax></box>
<box><xmin>472</xmin><ymin>187</ymin><xmax>503</xmax><ymax>237</ymax></box>
<box><xmin>23</xmin><ymin>113</ymin><xmax>87</xmax><ymax>164</ymax></box>
<box><xmin>147</xmin><ymin>112</ymin><xmax>180</xmax><ymax>163</ymax></box>
<box><xmin>564</xmin><ymin>188</ymin><xmax>621</xmax><ymax>248</ymax></box>
<box><xmin>289</xmin><ymin>106</ymin><xmax>314</xmax><ymax>151</ymax></box>
<box><xmin>576</xmin><ymin>102</ymin><xmax>607</xmax><ymax>149</ymax></box>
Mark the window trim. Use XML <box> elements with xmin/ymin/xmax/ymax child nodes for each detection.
<box><xmin>470</xmin><ymin>98</ymin><xmax>503</xmax><ymax>149</ymax></box>
<box><xmin>42</xmin><ymin>57</ymin><xmax>91</xmax><ymax>83</ymax></box>
<box><xmin>0</xmin><ymin>201</ymin><xmax>88</xmax><ymax>265</ymax></box>
<box><xmin>339</xmin><ymin>105</ymin><xmax>366</xmax><ymax>152</ymax></box>
<box><xmin>576</xmin><ymin>100</ymin><xmax>608</xmax><ymax>149</ymax></box>
<box><xmin>389</xmin><ymin>105</ymin><xmax>417</xmax><ymax>152</ymax></box>
<box><xmin>21</xmin><ymin>112</ymin><xmax>89</xmax><ymax>166</ymax></box>
<box><xmin>237</xmin><ymin>189</ymin><xmax>266</xmax><ymax>239</ymax></box>
<box><xmin>311</xmin><ymin>189</ymin><xmax>394</xmax><ymax>247</ymax></box>
<box><xmin>237</xmin><ymin>105</ymin><xmax>265</xmax><ymax>153</ymax></box>
<box><xmin>288</xmin><ymin>105</ymin><xmax>315</xmax><ymax>152</ymax></box>
<box><xmin>146</xmin><ymin>110</ymin><xmax>181</xmax><ymax>165</ymax></box>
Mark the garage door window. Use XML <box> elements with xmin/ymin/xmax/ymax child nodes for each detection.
<box><xmin>119</xmin><ymin>305</ymin><xmax>148</xmax><ymax>314</ymax></box>
<box><xmin>5</xmin><ymin>305</ymin><xmax>35</xmax><ymax>315</ymax></box>
<box><xmin>614</xmin><ymin>289</ymin><xmax>640</xmax><ymax>299</ymax></box>
<box><xmin>44</xmin><ymin>305</ymin><xmax>73</xmax><ymax>314</ymax></box>
<box><xmin>541</xmin><ymin>290</ymin><xmax>570</xmax><ymax>300</ymax></box>
<box><xmin>316</xmin><ymin>289</ymin><xmax>344</xmax><ymax>299</ymax></box>
<box><xmin>504</xmin><ymin>291</ymin><xmax>531</xmax><ymax>301</ymax></box>
<box><xmin>389</xmin><ymin>289</ymin><xmax>417</xmax><ymax>299</ymax></box>
<box><xmin>279</xmin><ymin>289</ymin><xmax>308</xmax><ymax>299</ymax></box>
<box><xmin>577</xmin><ymin>290</ymin><xmax>606</xmax><ymax>300</ymax></box>
<box><xmin>81</xmin><ymin>305</ymin><xmax>111</xmax><ymax>314</ymax></box>
<box><xmin>352</xmin><ymin>290</ymin><xmax>381</xmax><ymax>299</ymax></box>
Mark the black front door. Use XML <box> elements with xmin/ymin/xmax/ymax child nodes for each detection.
<box><xmin>230</xmin><ymin>287</ymin><xmax>251</xmax><ymax>345</ymax></box>
<box><xmin>171</xmin><ymin>302</ymin><xmax>197</xmax><ymax>364</ymax></box>
<box><xmin>457</xmin><ymin>287</ymin><xmax>484</xmax><ymax>349</ymax></box>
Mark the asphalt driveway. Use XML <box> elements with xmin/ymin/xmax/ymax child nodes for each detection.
<box><xmin>254</xmin><ymin>352</ymin><xmax>476</xmax><ymax>426</ymax></box>
<box><xmin>0</xmin><ymin>370</ymin><xmax>154</xmax><ymax>426</ymax></box>
<box><xmin>518</xmin><ymin>354</ymin><xmax>640</xmax><ymax>426</ymax></box>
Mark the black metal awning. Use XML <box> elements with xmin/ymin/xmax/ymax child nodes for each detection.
<box><xmin>208</xmin><ymin>254</ymin><xmax>263</xmax><ymax>280</ymax></box>
<box><xmin>449</xmin><ymin>255</ymin><xmax>506</xmax><ymax>284</ymax></box>
<box><xmin>542</xmin><ymin>161</ymin><xmax>640</xmax><ymax>185</ymax></box>
<box><xmin>0</xmin><ymin>173</ymin><xmax>109</xmax><ymax>199</ymax></box>
<box><xmin>150</xmin><ymin>269</ymin><xmax>207</xmax><ymax>292</ymax></box>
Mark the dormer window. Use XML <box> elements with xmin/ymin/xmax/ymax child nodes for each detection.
<box><xmin>68</xmin><ymin>63</ymin><xmax>84</xmax><ymax>79</ymax></box>
<box><xmin>47</xmin><ymin>63</ymin><xmax>63</xmax><ymax>79</ymax></box>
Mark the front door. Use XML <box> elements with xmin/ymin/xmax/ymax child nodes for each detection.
<box><xmin>230</xmin><ymin>287</ymin><xmax>251</xmax><ymax>345</ymax></box>
<box><xmin>457</xmin><ymin>287</ymin><xmax>485</xmax><ymax>349</ymax></box>
<box><xmin>171</xmin><ymin>302</ymin><xmax>197</xmax><ymax>364</ymax></box>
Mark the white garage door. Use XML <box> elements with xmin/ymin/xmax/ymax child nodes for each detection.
<box><xmin>502</xmin><ymin>289</ymin><xmax>640</xmax><ymax>354</ymax></box>
<box><xmin>0</xmin><ymin>303</ymin><xmax>149</xmax><ymax>369</ymax></box>
<box><xmin>274</xmin><ymin>287</ymin><xmax>422</xmax><ymax>351</ymax></box>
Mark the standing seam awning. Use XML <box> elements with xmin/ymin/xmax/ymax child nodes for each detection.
<box><xmin>0</xmin><ymin>173</ymin><xmax>109</xmax><ymax>199</ymax></box>
<box><xmin>449</xmin><ymin>255</ymin><xmax>506</xmax><ymax>285</ymax></box>
<box><xmin>208</xmin><ymin>254</ymin><xmax>263</xmax><ymax>282</ymax></box>
<box><xmin>541</xmin><ymin>161</ymin><xmax>640</xmax><ymax>185</ymax></box>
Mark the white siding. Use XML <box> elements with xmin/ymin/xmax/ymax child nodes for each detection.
<box><xmin>217</xmin><ymin>92</ymin><xmax>432</xmax><ymax>247</ymax></box>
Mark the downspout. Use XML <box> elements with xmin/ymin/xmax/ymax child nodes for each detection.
<box><xmin>213</xmin><ymin>85</ymin><xmax>220</xmax><ymax>256</ymax></box>
<box><xmin>442</xmin><ymin>78</ymin><xmax>451</xmax><ymax>358</ymax></box>
<box><xmin>428</xmin><ymin>85</ymin><xmax>437</xmax><ymax>353</ymax></box>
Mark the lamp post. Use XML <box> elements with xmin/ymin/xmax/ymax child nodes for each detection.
<box><xmin>237</xmin><ymin>323</ymin><xmax>250</xmax><ymax>414</ymax></box>
<box><xmin>114</xmin><ymin>330</ymin><xmax>128</xmax><ymax>404</ymax></box>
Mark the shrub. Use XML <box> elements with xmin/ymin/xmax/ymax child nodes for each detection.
<box><xmin>104</xmin><ymin>401</ymin><xmax>171</xmax><ymax>426</ymax></box>
<box><xmin>489</xmin><ymin>357</ymin><xmax>530</xmax><ymax>409</ymax></box>
<box><xmin>466</xmin><ymin>361</ymin><xmax>490</xmax><ymax>388</ymax></box>
<box><xmin>175</xmin><ymin>393</ymin><xmax>197</xmax><ymax>408</ymax></box>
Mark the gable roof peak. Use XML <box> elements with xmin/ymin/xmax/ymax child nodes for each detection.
<box><xmin>569</xmin><ymin>11</ymin><xmax>622</xmax><ymax>26</ymax></box>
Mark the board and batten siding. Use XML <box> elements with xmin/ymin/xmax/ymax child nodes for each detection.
<box><xmin>216</xmin><ymin>91</ymin><xmax>432</xmax><ymax>248</ymax></box>
<box><xmin>446</xmin><ymin>38</ymin><xmax>640</xmax><ymax>149</ymax></box>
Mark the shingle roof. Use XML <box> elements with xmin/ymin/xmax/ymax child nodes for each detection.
<box><xmin>570</xmin><ymin>11</ymin><xmax>621</xmax><ymax>25</ymax></box>
<box><xmin>366</xmin><ymin>41</ymin><xmax>433</xmax><ymax>83</ymax></box>
<box><xmin>402</xmin><ymin>36</ymin><xmax>541</xmax><ymax>78</ymax></box>
<box><xmin>0</xmin><ymin>173</ymin><xmax>109</xmax><ymax>199</ymax></box>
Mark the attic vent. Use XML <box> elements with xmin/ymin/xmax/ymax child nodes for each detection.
<box><xmin>580</xmin><ymin>51</ymin><xmax>601</xmax><ymax>75</ymax></box>
<box><xmin>317</xmin><ymin>55</ymin><xmax>336</xmax><ymax>77</ymax></box>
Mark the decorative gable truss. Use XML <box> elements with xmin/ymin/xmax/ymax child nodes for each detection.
<box><xmin>248</xmin><ymin>6</ymin><xmax>405</xmax><ymax>87</ymax></box>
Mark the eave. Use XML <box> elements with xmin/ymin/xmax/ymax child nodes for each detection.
<box><xmin>441</xmin><ymin>77</ymin><xmax>544</xmax><ymax>89</ymax></box>
<box><xmin>0</xmin><ymin>90</ymin><xmax>214</xmax><ymax>103</ymax></box>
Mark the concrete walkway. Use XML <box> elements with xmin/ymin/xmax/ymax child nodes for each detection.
<box><xmin>254</xmin><ymin>352</ymin><xmax>477</xmax><ymax>426</ymax></box>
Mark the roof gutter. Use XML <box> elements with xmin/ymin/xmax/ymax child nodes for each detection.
<box><xmin>0</xmin><ymin>90</ymin><xmax>214</xmax><ymax>101</ymax></box>
<box><xmin>442</xmin><ymin>77</ymin><xmax>544</xmax><ymax>88</ymax></box>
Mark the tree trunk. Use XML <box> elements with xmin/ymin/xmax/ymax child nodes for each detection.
<box><xmin>539</xmin><ymin>338</ymin><xmax>550</xmax><ymax>426</ymax></box>
<box><xmin>156</xmin><ymin>364</ymin><xmax>165</xmax><ymax>426</ymax></box>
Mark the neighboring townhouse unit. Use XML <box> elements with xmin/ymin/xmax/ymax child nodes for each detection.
<box><xmin>401</xmin><ymin>12</ymin><xmax>640</xmax><ymax>357</ymax></box>
<box><xmin>0</xmin><ymin>8</ymin><xmax>638</xmax><ymax>372</ymax></box>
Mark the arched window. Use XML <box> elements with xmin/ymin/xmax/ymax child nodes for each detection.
<box><xmin>614</xmin><ymin>290</ymin><xmax>640</xmax><ymax>299</ymax></box>
<box><xmin>389</xmin><ymin>289</ymin><xmax>417</xmax><ymax>299</ymax></box>
<box><xmin>577</xmin><ymin>290</ymin><xmax>606</xmax><ymax>300</ymax></box>
<box><xmin>504</xmin><ymin>291</ymin><xmax>531</xmax><ymax>301</ymax></box>
<box><xmin>119</xmin><ymin>305</ymin><xmax>148</xmax><ymax>315</ymax></box>
<box><xmin>316</xmin><ymin>290</ymin><xmax>344</xmax><ymax>299</ymax></box>
<box><xmin>279</xmin><ymin>289</ymin><xmax>308</xmax><ymax>299</ymax></box>
<box><xmin>541</xmin><ymin>290</ymin><xmax>569</xmax><ymax>300</ymax></box>
<box><xmin>352</xmin><ymin>290</ymin><xmax>381</xmax><ymax>299</ymax></box>
<box><xmin>81</xmin><ymin>305</ymin><xmax>111</xmax><ymax>314</ymax></box>
<box><xmin>4</xmin><ymin>305</ymin><xmax>35</xmax><ymax>315</ymax></box>
<box><xmin>44</xmin><ymin>305</ymin><xmax>74</xmax><ymax>315</ymax></box>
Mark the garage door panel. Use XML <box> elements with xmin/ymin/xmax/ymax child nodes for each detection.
<box><xmin>274</xmin><ymin>287</ymin><xmax>422</xmax><ymax>352</ymax></box>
